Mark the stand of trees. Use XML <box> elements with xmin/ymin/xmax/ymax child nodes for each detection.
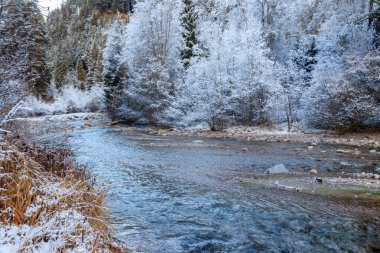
<box><xmin>1</xmin><ymin>0</ymin><xmax>379</xmax><ymax>131</ymax></box>
<box><xmin>0</xmin><ymin>0</ymin><xmax>48</xmax><ymax>118</ymax></box>
<box><xmin>101</xmin><ymin>0</ymin><xmax>379</xmax><ymax>131</ymax></box>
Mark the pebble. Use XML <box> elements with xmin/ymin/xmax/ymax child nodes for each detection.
<box><xmin>307</xmin><ymin>146</ymin><xmax>314</xmax><ymax>150</ymax></box>
<box><xmin>315</xmin><ymin>178</ymin><xmax>323</xmax><ymax>184</ymax></box>
<box><xmin>309</xmin><ymin>169</ymin><xmax>318</xmax><ymax>174</ymax></box>
<box><xmin>353</xmin><ymin>172</ymin><xmax>378</xmax><ymax>179</ymax></box>
<box><xmin>370</xmin><ymin>150</ymin><xmax>377</xmax><ymax>153</ymax></box>
<box><xmin>241</xmin><ymin>148</ymin><xmax>248</xmax><ymax>152</ymax></box>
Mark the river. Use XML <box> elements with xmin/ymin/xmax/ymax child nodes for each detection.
<box><xmin>65</xmin><ymin>122</ymin><xmax>380</xmax><ymax>253</ymax></box>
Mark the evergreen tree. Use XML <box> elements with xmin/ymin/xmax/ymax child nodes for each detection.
<box><xmin>103</xmin><ymin>18</ymin><xmax>127</xmax><ymax>119</ymax></box>
<box><xmin>87</xmin><ymin>40</ymin><xmax>99</xmax><ymax>87</ymax></box>
<box><xmin>181</xmin><ymin>0</ymin><xmax>198</xmax><ymax>69</ymax></box>
<box><xmin>53</xmin><ymin>55</ymin><xmax>65</xmax><ymax>89</ymax></box>
<box><xmin>0</xmin><ymin>0</ymin><xmax>49</xmax><ymax>97</ymax></box>
<box><xmin>291</xmin><ymin>37</ymin><xmax>318</xmax><ymax>87</ymax></box>
<box><xmin>76</xmin><ymin>58</ymin><xmax>87</xmax><ymax>89</ymax></box>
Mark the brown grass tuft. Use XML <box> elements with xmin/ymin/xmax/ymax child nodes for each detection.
<box><xmin>0</xmin><ymin>141</ymin><xmax>125</xmax><ymax>252</ymax></box>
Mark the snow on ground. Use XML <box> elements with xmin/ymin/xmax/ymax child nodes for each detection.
<box><xmin>0</xmin><ymin>143</ymin><xmax>121</xmax><ymax>253</ymax></box>
<box><xmin>225</xmin><ymin>124</ymin><xmax>302</xmax><ymax>136</ymax></box>
<box><xmin>13</xmin><ymin>112</ymin><xmax>107</xmax><ymax>123</ymax></box>
<box><xmin>21</xmin><ymin>85</ymin><xmax>104</xmax><ymax>117</ymax></box>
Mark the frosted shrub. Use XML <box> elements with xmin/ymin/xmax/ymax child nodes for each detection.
<box><xmin>25</xmin><ymin>85</ymin><xmax>105</xmax><ymax>116</ymax></box>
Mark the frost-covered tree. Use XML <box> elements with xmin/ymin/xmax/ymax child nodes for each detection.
<box><xmin>121</xmin><ymin>0</ymin><xmax>184</xmax><ymax>123</ymax></box>
<box><xmin>0</xmin><ymin>0</ymin><xmax>49</xmax><ymax>98</ymax></box>
<box><xmin>164</xmin><ymin>0</ymin><xmax>280</xmax><ymax>130</ymax></box>
<box><xmin>103</xmin><ymin>17</ymin><xmax>127</xmax><ymax>119</ymax></box>
<box><xmin>301</xmin><ymin>0</ymin><xmax>379</xmax><ymax>130</ymax></box>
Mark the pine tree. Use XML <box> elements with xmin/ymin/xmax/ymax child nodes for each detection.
<box><xmin>24</xmin><ymin>0</ymin><xmax>49</xmax><ymax>97</ymax></box>
<box><xmin>103</xmin><ymin>18</ymin><xmax>126</xmax><ymax>119</ymax></box>
<box><xmin>292</xmin><ymin>37</ymin><xmax>318</xmax><ymax>87</ymax></box>
<box><xmin>53</xmin><ymin>55</ymin><xmax>65</xmax><ymax>89</ymax></box>
<box><xmin>87</xmin><ymin>40</ymin><xmax>99</xmax><ymax>87</ymax></box>
<box><xmin>0</xmin><ymin>0</ymin><xmax>49</xmax><ymax>97</ymax></box>
<box><xmin>76</xmin><ymin>58</ymin><xmax>88</xmax><ymax>89</ymax></box>
<box><xmin>181</xmin><ymin>0</ymin><xmax>198</xmax><ymax>69</ymax></box>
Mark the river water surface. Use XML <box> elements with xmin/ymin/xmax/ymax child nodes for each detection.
<box><xmin>68</xmin><ymin>125</ymin><xmax>380</xmax><ymax>253</ymax></box>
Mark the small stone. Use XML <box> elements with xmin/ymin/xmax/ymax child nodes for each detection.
<box><xmin>241</xmin><ymin>148</ymin><xmax>248</xmax><ymax>152</ymax></box>
<box><xmin>370</xmin><ymin>150</ymin><xmax>377</xmax><ymax>153</ymax></box>
<box><xmin>308</xmin><ymin>146</ymin><xmax>314</xmax><ymax>150</ymax></box>
<box><xmin>375</xmin><ymin>167</ymin><xmax>380</xmax><ymax>172</ymax></box>
<box><xmin>311</xmin><ymin>142</ymin><xmax>318</xmax><ymax>146</ymax></box>
<box><xmin>315</xmin><ymin>178</ymin><xmax>323</xmax><ymax>184</ymax></box>
<box><xmin>374</xmin><ymin>174</ymin><xmax>380</xmax><ymax>179</ymax></box>
<box><xmin>266</xmin><ymin>164</ymin><xmax>290</xmax><ymax>174</ymax></box>
<box><xmin>309</xmin><ymin>169</ymin><xmax>318</xmax><ymax>174</ymax></box>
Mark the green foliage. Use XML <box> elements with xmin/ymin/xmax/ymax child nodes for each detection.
<box><xmin>76</xmin><ymin>58</ymin><xmax>87</xmax><ymax>89</ymax></box>
<box><xmin>181</xmin><ymin>0</ymin><xmax>198</xmax><ymax>69</ymax></box>
<box><xmin>292</xmin><ymin>38</ymin><xmax>318</xmax><ymax>87</ymax></box>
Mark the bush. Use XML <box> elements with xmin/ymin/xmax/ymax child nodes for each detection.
<box><xmin>24</xmin><ymin>85</ymin><xmax>105</xmax><ymax>116</ymax></box>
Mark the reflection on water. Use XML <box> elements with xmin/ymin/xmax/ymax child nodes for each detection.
<box><xmin>69</xmin><ymin>126</ymin><xmax>380</xmax><ymax>253</ymax></box>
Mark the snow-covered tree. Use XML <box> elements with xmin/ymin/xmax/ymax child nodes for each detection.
<box><xmin>164</xmin><ymin>0</ymin><xmax>281</xmax><ymax>130</ymax></box>
<box><xmin>0</xmin><ymin>0</ymin><xmax>49</xmax><ymax>98</ymax></box>
<box><xmin>121</xmin><ymin>0</ymin><xmax>184</xmax><ymax>123</ymax></box>
<box><xmin>103</xmin><ymin>17</ymin><xmax>127</xmax><ymax>119</ymax></box>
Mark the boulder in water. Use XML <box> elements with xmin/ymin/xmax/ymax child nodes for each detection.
<box><xmin>266</xmin><ymin>164</ymin><xmax>290</xmax><ymax>174</ymax></box>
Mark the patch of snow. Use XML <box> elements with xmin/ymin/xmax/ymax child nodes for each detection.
<box><xmin>226</xmin><ymin>125</ymin><xmax>300</xmax><ymax>136</ymax></box>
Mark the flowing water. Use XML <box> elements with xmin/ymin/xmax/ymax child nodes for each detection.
<box><xmin>68</xmin><ymin>125</ymin><xmax>380</xmax><ymax>253</ymax></box>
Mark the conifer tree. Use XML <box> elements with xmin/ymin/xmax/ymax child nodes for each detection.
<box><xmin>0</xmin><ymin>0</ymin><xmax>49</xmax><ymax>97</ymax></box>
<box><xmin>103</xmin><ymin>18</ymin><xmax>126</xmax><ymax>119</ymax></box>
<box><xmin>87</xmin><ymin>40</ymin><xmax>99</xmax><ymax>87</ymax></box>
<box><xmin>181</xmin><ymin>0</ymin><xmax>198</xmax><ymax>69</ymax></box>
<box><xmin>291</xmin><ymin>37</ymin><xmax>318</xmax><ymax>87</ymax></box>
<box><xmin>53</xmin><ymin>56</ymin><xmax>65</xmax><ymax>89</ymax></box>
<box><xmin>76</xmin><ymin>58</ymin><xmax>87</xmax><ymax>89</ymax></box>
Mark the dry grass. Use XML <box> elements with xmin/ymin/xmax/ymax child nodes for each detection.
<box><xmin>0</xmin><ymin>141</ymin><xmax>125</xmax><ymax>252</ymax></box>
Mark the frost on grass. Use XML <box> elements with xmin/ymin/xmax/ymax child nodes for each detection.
<box><xmin>0</xmin><ymin>143</ymin><xmax>123</xmax><ymax>253</ymax></box>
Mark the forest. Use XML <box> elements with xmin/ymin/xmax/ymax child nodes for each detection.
<box><xmin>0</xmin><ymin>0</ymin><xmax>379</xmax><ymax>132</ymax></box>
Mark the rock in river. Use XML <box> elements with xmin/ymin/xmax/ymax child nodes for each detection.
<box><xmin>309</xmin><ymin>169</ymin><xmax>318</xmax><ymax>174</ymax></box>
<box><xmin>266</xmin><ymin>164</ymin><xmax>290</xmax><ymax>174</ymax></box>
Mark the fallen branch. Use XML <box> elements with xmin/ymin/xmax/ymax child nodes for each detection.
<box><xmin>0</xmin><ymin>100</ymin><xmax>25</xmax><ymax>127</ymax></box>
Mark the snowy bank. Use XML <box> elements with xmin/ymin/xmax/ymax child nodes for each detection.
<box><xmin>0</xmin><ymin>142</ymin><xmax>123</xmax><ymax>253</ymax></box>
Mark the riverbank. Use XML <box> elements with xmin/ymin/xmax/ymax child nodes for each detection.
<box><xmin>143</xmin><ymin>125</ymin><xmax>380</xmax><ymax>149</ymax></box>
<box><xmin>0</xmin><ymin>136</ymin><xmax>124</xmax><ymax>252</ymax></box>
<box><xmin>8</xmin><ymin>113</ymin><xmax>380</xmax><ymax>252</ymax></box>
<box><xmin>13</xmin><ymin>113</ymin><xmax>380</xmax><ymax>199</ymax></box>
